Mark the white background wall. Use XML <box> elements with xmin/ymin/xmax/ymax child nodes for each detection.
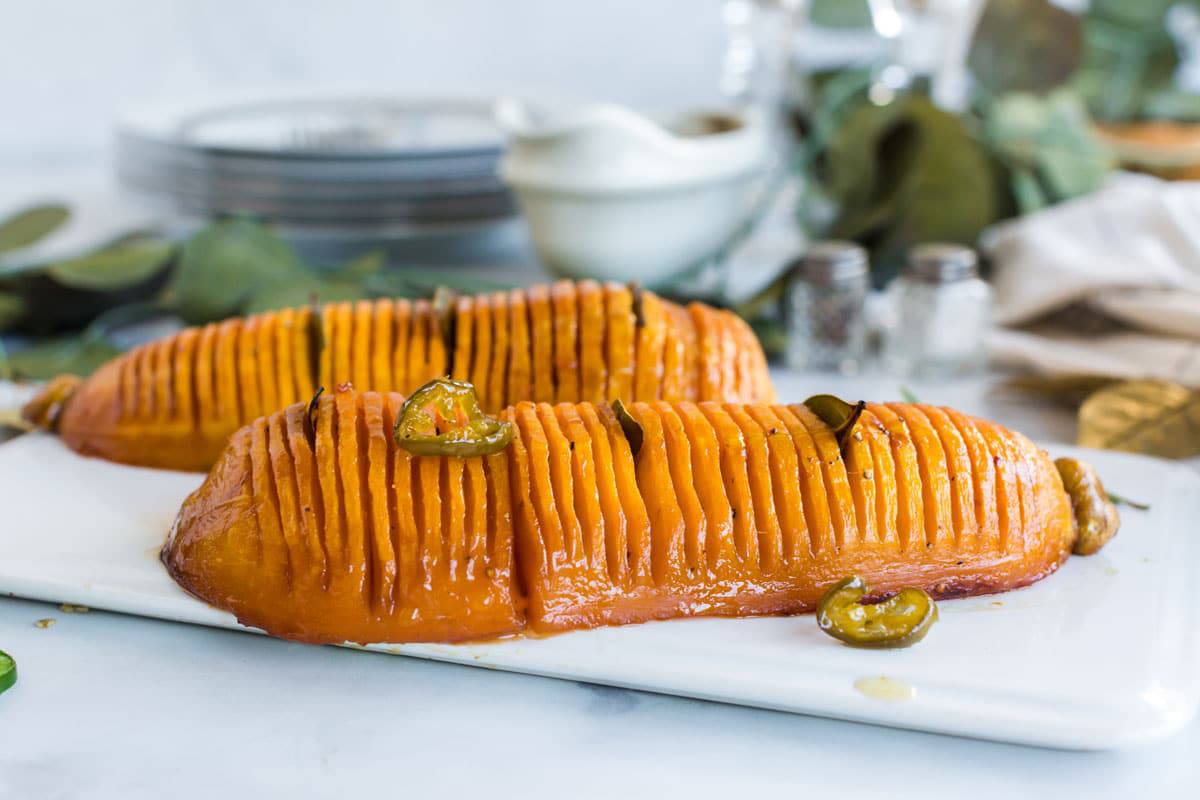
<box><xmin>0</xmin><ymin>0</ymin><xmax>731</xmax><ymax>168</ymax></box>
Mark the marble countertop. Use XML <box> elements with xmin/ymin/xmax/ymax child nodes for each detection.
<box><xmin>1</xmin><ymin>369</ymin><xmax>1197</xmax><ymax>798</ymax></box>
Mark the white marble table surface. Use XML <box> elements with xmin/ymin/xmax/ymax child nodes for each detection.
<box><xmin>1</xmin><ymin>369</ymin><xmax>1197</xmax><ymax>798</ymax></box>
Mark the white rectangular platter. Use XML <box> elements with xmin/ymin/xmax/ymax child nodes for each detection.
<box><xmin>0</xmin><ymin>432</ymin><xmax>1196</xmax><ymax>749</ymax></box>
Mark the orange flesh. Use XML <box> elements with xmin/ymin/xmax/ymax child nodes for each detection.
<box><xmin>167</xmin><ymin>394</ymin><xmax>1074</xmax><ymax>644</ymax></box>
<box><xmin>49</xmin><ymin>282</ymin><xmax>772</xmax><ymax>471</ymax></box>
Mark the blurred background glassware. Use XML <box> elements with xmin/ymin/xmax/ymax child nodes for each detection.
<box><xmin>882</xmin><ymin>242</ymin><xmax>991</xmax><ymax>378</ymax></box>
<box><xmin>496</xmin><ymin>98</ymin><xmax>769</xmax><ymax>287</ymax></box>
<box><xmin>784</xmin><ymin>240</ymin><xmax>869</xmax><ymax>373</ymax></box>
<box><xmin>866</xmin><ymin>0</ymin><xmax>986</xmax><ymax>110</ymax></box>
<box><xmin>115</xmin><ymin>94</ymin><xmax>525</xmax><ymax>266</ymax></box>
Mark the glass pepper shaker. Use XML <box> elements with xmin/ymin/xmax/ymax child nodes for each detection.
<box><xmin>784</xmin><ymin>240</ymin><xmax>869</xmax><ymax>373</ymax></box>
<box><xmin>882</xmin><ymin>243</ymin><xmax>992</xmax><ymax>378</ymax></box>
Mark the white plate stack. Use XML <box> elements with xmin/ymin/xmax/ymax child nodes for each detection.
<box><xmin>116</xmin><ymin>96</ymin><xmax>515</xmax><ymax>236</ymax></box>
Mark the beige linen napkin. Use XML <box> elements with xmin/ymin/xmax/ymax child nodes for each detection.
<box><xmin>982</xmin><ymin>173</ymin><xmax>1200</xmax><ymax>385</ymax></box>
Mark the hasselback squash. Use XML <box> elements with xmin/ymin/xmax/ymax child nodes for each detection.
<box><xmin>163</xmin><ymin>388</ymin><xmax>1080</xmax><ymax>645</ymax></box>
<box><xmin>25</xmin><ymin>280</ymin><xmax>772</xmax><ymax>471</ymax></box>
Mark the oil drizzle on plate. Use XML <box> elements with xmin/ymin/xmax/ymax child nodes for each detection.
<box><xmin>854</xmin><ymin>675</ymin><xmax>916</xmax><ymax>701</ymax></box>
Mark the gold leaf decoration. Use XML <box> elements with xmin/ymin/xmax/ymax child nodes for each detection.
<box><xmin>1077</xmin><ymin>380</ymin><xmax>1200</xmax><ymax>459</ymax></box>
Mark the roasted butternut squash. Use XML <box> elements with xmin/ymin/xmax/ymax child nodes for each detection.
<box><xmin>164</xmin><ymin>390</ymin><xmax>1079</xmax><ymax>645</ymax></box>
<box><xmin>25</xmin><ymin>281</ymin><xmax>773</xmax><ymax>471</ymax></box>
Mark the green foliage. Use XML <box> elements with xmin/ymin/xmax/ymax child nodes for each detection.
<box><xmin>1073</xmin><ymin>0</ymin><xmax>1198</xmax><ymax>122</ymax></box>
<box><xmin>4</xmin><ymin>334</ymin><xmax>123</xmax><ymax>381</ymax></box>
<box><xmin>0</xmin><ymin>207</ymin><xmax>513</xmax><ymax>379</ymax></box>
<box><xmin>820</xmin><ymin>96</ymin><xmax>1000</xmax><ymax>284</ymax></box>
<box><xmin>46</xmin><ymin>238</ymin><xmax>176</xmax><ymax>291</ymax></box>
<box><xmin>0</xmin><ymin>204</ymin><xmax>69</xmax><ymax>255</ymax></box>
<box><xmin>982</xmin><ymin>90</ymin><xmax>1112</xmax><ymax>214</ymax></box>
<box><xmin>969</xmin><ymin>0</ymin><xmax>1082</xmax><ymax>96</ymax></box>
<box><xmin>0</xmin><ymin>293</ymin><xmax>25</xmax><ymax>330</ymax></box>
<box><xmin>809</xmin><ymin>0</ymin><xmax>871</xmax><ymax>29</ymax></box>
<box><xmin>165</xmin><ymin>217</ymin><xmax>306</xmax><ymax>323</ymax></box>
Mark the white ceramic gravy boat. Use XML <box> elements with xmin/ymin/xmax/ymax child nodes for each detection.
<box><xmin>496</xmin><ymin>98</ymin><xmax>769</xmax><ymax>286</ymax></box>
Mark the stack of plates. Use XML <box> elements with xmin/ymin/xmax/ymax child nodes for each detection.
<box><xmin>116</xmin><ymin>96</ymin><xmax>516</xmax><ymax>233</ymax></box>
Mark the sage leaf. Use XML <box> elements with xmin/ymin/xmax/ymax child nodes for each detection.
<box><xmin>804</xmin><ymin>394</ymin><xmax>866</xmax><ymax>451</ymax></box>
<box><xmin>6</xmin><ymin>334</ymin><xmax>121</xmax><ymax>381</ymax></box>
<box><xmin>166</xmin><ymin>218</ymin><xmax>305</xmax><ymax>323</ymax></box>
<box><xmin>304</xmin><ymin>385</ymin><xmax>325</xmax><ymax>446</ymax></box>
<box><xmin>0</xmin><ymin>204</ymin><xmax>70</xmax><ymax>254</ymax></box>
<box><xmin>46</xmin><ymin>239</ymin><xmax>174</xmax><ymax>291</ymax></box>
<box><xmin>1077</xmin><ymin>380</ymin><xmax>1200</xmax><ymax>459</ymax></box>
<box><xmin>612</xmin><ymin>398</ymin><xmax>644</xmax><ymax>457</ymax></box>
<box><xmin>242</xmin><ymin>276</ymin><xmax>368</xmax><ymax>315</ymax></box>
<box><xmin>335</xmin><ymin>250</ymin><xmax>386</xmax><ymax>281</ymax></box>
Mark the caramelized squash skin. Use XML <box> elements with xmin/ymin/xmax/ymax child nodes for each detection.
<box><xmin>43</xmin><ymin>281</ymin><xmax>773</xmax><ymax>471</ymax></box>
<box><xmin>165</xmin><ymin>393</ymin><xmax>1074</xmax><ymax>644</ymax></box>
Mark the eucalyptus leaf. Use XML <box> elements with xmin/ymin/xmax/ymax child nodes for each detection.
<box><xmin>1075</xmin><ymin>1</ymin><xmax>1183</xmax><ymax>122</ymax></box>
<box><xmin>968</xmin><ymin>0</ymin><xmax>1082</xmax><ymax>96</ymax></box>
<box><xmin>0</xmin><ymin>204</ymin><xmax>70</xmax><ymax>254</ymax></box>
<box><xmin>1077</xmin><ymin>379</ymin><xmax>1200</xmax><ymax>459</ymax></box>
<box><xmin>803</xmin><ymin>394</ymin><xmax>866</xmax><ymax>451</ymax></box>
<box><xmin>46</xmin><ymin>239</ymin><xmax>174</xmax><ymax>291</ymax></box>
<box><xmin>165</xmin><ymin>218</ymin><xmax>305</xmax><ymax>323</ymax></box>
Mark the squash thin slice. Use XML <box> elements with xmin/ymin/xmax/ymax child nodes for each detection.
<box><xmin>867</xmin><ymin>403</ymin><xmax>926</xmax><ymax>554</ymax></box>
<box><xmin>551</xmin><ymin>280</ymin><xmax>580</xmax><ymax>404</ymax></box>
<box><xmin>887</xmin><ymin>403</ymin><xmax>954</xmax><ymax>551</ymax></box>
<box><xmin>675</xmin><ymin>403</ymin><xmax>736</xmax><ymax>573</ymax></box>
<box><xmin>486</xmin><ymin>292</ymin><xmax>510</xmax><ymax>413</ymax></box>
<box><xmin>654</xmin><ymin>402</ymin><xmax>707</xmax><ymax>576</ymax></box>
<box><xmin>726</xmin><ymin>404</ymin><xmax>783</xmax><ymax>575</ymax></box>
<box><xmin>507</xmin><ymin>290</ymin><xmax>532</xmax><ymax>408</ymax></box>
<box><xmin>527</xmin><ymin>284</ymin><xmax>555</xmax><ymax>403</ymax></box>
<box><xmin>470</xmin><ymin>296</ymin><xmax>492</xmax><ymax>410</ymax></box>
<box><xmin>577</xmin><ymin>280</ymin><xmax>607</xmax><ymax>404</ymax></box>
<box><xmin>557</xmin><ymin>404</ymin><xmax>608</xmax><ymax>574</ymax></box>
<box><xmin>746</xmin><ymin>405</ymin><xmax>807</xmax><ymax>566</ymax></box>
<box><xmin>603</xmin><ymin>283</ymin><xmax>635</xmax><ymax>402</ymax></box>
<box><xmin>627</xmin><ymin>402</ymin><xmax>686</xmax><ymax>586</ymax></box>
<box><xmin>371</xmin><ymin>299</ymin><xmax>394</xmax><ymax>393</ymax></box>
<box><xmin>598</xmin><ymin>403</ymin><xmax>652</xmax><ymax>586</ymax></box>
<box><xmin>699</xmin><ymin>403</ymin><xmax>760</xmax><ymax>569</ymax></box>
<box><xmin>578</xmin><ymin>403</ymin><xmax>629</xmax><ymax>587</ymax></box>
<box><xmin>772</xmin><ymin>405</ymin><xmax>835</xmax><ymax>557</ymax></box>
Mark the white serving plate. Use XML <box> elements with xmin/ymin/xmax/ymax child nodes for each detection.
<box><xmin>0</xmin><ymin>433</ymin><xmax>1196</xmax><ymax>750</ymax></box>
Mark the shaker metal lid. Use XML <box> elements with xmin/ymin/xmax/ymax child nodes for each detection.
<box><xmin>790</xmin><ymin>240</ymin><xmax>868</xmax><ymax>284</ymax></box>
<box><xmin>905</xmin><ymin>243</ymin><xmax>979</xmax><ymax>282</ymax></box>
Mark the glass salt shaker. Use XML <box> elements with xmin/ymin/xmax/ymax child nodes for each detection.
<box><xmin>784</xmin><ymin>241</ymin><xmax>869</xmax><ymax>373</ymax></box>
<box><xmin>882</xmin><ymin>243</ymin><xmax>992</xmax><ymax>378</ymax></box>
